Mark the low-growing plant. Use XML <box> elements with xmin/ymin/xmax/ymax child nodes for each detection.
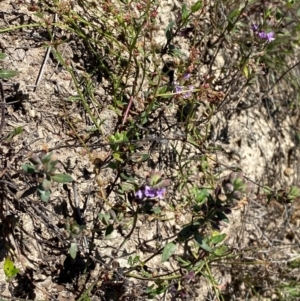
<box><xmin>22</xmin><ymin>151</ymin><xmax>73</xmax><ymax>201</ymax></box>
<box><xmin>3</xmin><ymin>256</ymin><xmax>19</xmax><ymax>282</ymax></box>
<box><xmin>1</xmin><ymin>0</ymin><xmax>300</xmax><ymax>300</ymax></box>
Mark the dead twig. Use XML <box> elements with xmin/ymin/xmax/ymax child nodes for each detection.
<box><xmin>33</xmin><ymin>13</ymin><xmax>57</xmax><ymax>92</ymax></box>
<box><xmin>0</xmin><ymin>80</ymin><xmax>5</xmax><ymax>135</ymax></box>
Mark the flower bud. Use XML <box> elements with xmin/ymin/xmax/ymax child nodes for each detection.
<box><xmin>223</xmin><ymin>183</ymin><xmax>234</xmax><ymax>194</ymax></box>
<box><xmin>228</xmin><ymin>172</ymin><xmax>236</xmax><ymax>183</ymax></box>
<box><xmin>232</xmin><ymin>191</ymin><xmax>242</xmax><ymax>200</ymax></box>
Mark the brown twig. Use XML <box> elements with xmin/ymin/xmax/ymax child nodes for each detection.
<box><xmin>122</xmin><ymin>96</ymin><xmax>134</xmax><ymax>126</ymax></box>
<box><xmin>0</xmin><ymin>80</ymin><xmax>5</xmax><ymax>135</ymax></box>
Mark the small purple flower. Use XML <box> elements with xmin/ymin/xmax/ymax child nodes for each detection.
<box><xmin>258</xmin><ymin>31</ymin><xmax>275</xmax><ymax>42</ymax></box>
<box><xmin>175</xmin><ymin>85</ymin><xmax>182</xmax><ymax>93</ymax></box>
<box><xmin>183</xmin><ymin>85</ymin><xmax>194</xmax><ymax>99</ymax></box>
<box><xmin>183</xmin><ymin>73</ymin><xmax>191</xmax><ymax>80</ymax></box>
<box><xmin>183</xmin><ymin>271</ymin><xmax>195</xmax><ymax>283</ymax></box>
<box><xmin>135</xmin><ymin>186</ymin><xmax>166</xmax><ymax>200</ymax></box>
<box><xmin>251</xmin><ymin>24</ymin><xmax>259</xmax><ymax>32</ymax></box>
<box><xmin>135</xmin><ymin>189</ymin><xmax>143</xmax><ymax>199</ymax></box>
<box><xmin>144</xmin><ymin>185</ymin><xmax>157</xmax><ymax>198</ymax></box>
<box><xmin>156</xmin><ymin>188</ymin><xmax>166</xmax><ymax>199</ymax></box>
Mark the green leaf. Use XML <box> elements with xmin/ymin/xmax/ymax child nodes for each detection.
<box><xmin>263</xmin><ymin>186</ymin><xmax>273</xmax><ymax>195</ymax></box>
<box><xmin>4</xmin><ymin>257</ymin><xmax>19</xmax><ymax>281</ymax></box>
<box><xmin>193</xmin><ymin>188</ymin><xmax>209</xmax><ymax>205</ymax></box>
<box><xmin>210</xmin><ymin>233</ymin><xmax>226</xmax><ymax>245</ymax></box>
<box><xmin>112</xmin><ymin>152</ymin><xmax>123</xmax><ymax>162</ymax></box>
<box><xmin>47</xmin><ymin>160</ymin><xmax>59</xmax><ymax>173</ymax></box>
<box><xmin>37</xmin><ymin>187</ymin><xmax>51</xmax><ymax>202</ymax></box>
<box><xmin>181</xmin><ymin>4</ymin><xmax>189</xmax><ymax>20</ymax></box>
<box><xmin>41</xmin><ymin>178</ymin><xmax>52</xmax><ymax>191</ymax></box>
<box><xmin>165</xmin><ymin>20</ymin><xmax>175</xmax><ymax>40</ymax></box>
<box><xmin>146</xmin><ymin>284</ymin><xmax>168</xmax><ymax>298</ymax></box>
<box><xmin>105</xmin><ymin>224</ymin><xmax>114</xmax><ymax>237</ymax></box>
<box><xmin>161</xmin><ymin>242</ymin><xmax>176</xmax><ymax>262</ymax></box>
<box><xmin>69</xmin><ymin>242</ymin><xmax>77</xmax><ymax>259</ymax></box>
<box><xmin>51</xmin><ymin>173</ymin><xmax>73</xmax><ymax>183</ymax></box>
<box><xmin>191</xmin><ymin>1</ymin><xmax>202</xmax><ymax>12</ymax></box>
<box><xmin>6</xmin><ymin>126</ymin><xmax>23</xmax><ymax>142</ymax></box>
<box><xmin>98</xmin><ymin>213</ymin><xmax>110</xmax><ymax>225</ymax></box>
<box><xmin>288</xmin><ymin>186</ymin><xmax>300</xmax><ymax>199</ymax></box>
<box><xmin>177</xmin><ymin>256</ymin><xmax>191</xmax><ymax>267</ymax></box>
<box><xmin>66</xmin><ymin>95</ymin><xmax>81</xmax><ymax>102</ymax></box>
<box><xmin>41</xmin><ymin>152</ymin><xmax>53</xmax><ymax>164</ymax></box>
<box><xmin>242</xmin><ymin>64</ymin><xmax>249</xmax><ymax>79</ymax></box>
<box><xmin>214</xmin><ymin>245</ymin><xmax>228</xmax><ymax>256</ymax></box>
<box><xmin>194</xmin><ymin>233</ymin><xmax>213</xmax><ymax>253</ymax></box>
<box><xmin>119</xmin><ymin>182</ymin><xmax>135</xmax><ymax>192</ymax></box>
<box><xmin>0</xmin><ymin>53</ymin><xmax>7</xmax><ymax>60</ymax></box>
<box><xmin>0</xmin><ymin>69</ymin><xmax>19</xmax><ymax>79</ymax></box>
<box><xmin>128</xmin><ymin>255</ymin><xmax>140</xmax><ymax>267</ymax></box>
<box><xmin>151</xmin><ymin>207</ymin><xmax>162</xmax><ymax>214</ymax></box>
<box><xmin>233</xmin><ymin>178</ymin><xmax>246</xmax><ymax>192</ymax></box>
<box><xmin>226</xmin><ymin>8</ymin><xmax>240</xmax><ymax>32</ymax></box>
<box><xmin>22</xmin><ymin>163</ymin><xmax>36</xmax><ymax>174</ymax></box>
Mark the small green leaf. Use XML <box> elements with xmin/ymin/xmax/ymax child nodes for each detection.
<box><xmin>41</xmin><ymin>152</ymin><xmax>53</xmax><ymax>164</ymax></box>
<box><xmin>151</xmin><ymin>207</ymin><xmax>162</xmax><ymax>214</ymax></box>
<box><xmin>37</xmin><ymin>187</ymin><xmax>51</xmax><ymax>202</ymax></box>
<box><xmin>242</xmin><ymin>65</ymin><xmax>249</xmax><ymax>79</ymax></box>
<box><xmin>177</xmin><ymin>222</ymin><xmax>201</xmax><ymax>242</ymax></box>
<box><xmin>161</xmin><ymin>242</ymin><xmax>176</xmax><ymax>262</ymax></box>
<box><xmin>214</xmin><ymin>245</ymin><xmax>228</xmax><ymax>256</ymax></box>
<box><xmin>112</xmin><ymin>152</ymin><xmax>123</xmax><ymax>162</ymax></box>
<box><xmin>47</xmin><ymin>160</ymin><xmax>59</xmax><ymax>173</ymax></box>
<box><xmin>0</xmin><ymin>69</ymin><xmax>19</xmax><ymax>79</ymax></box>
<box><xmin>119</xmin><ymin>182</ymin><xmax>135</xmax><ymax>192</ymax></box>
<box><xmin>288</xmin><ymin>186</ymin><xmax>300</xmax><ymax>200</ymax></box>
<box><xmin>191</xmin><ymin>1</ymin><xmax>202</xmax><ymax>12</ymax></box>
<box><xmin>66</xmin><ymin>95</ymin><xmax>81</xmax><ymax>102</ymax></box>
<box><xmin>210</xmin><ymin>233</ymin><xmax>226</xmax><ymax>245</ymax></box>
<box><xmin>128</xmin><ymin>255</ymin><xmax>140</xmax><ymax>266</ymax></box>
<box><xmin>165</xmin><ymin>20</ymin><xmax>175</xmax><ymax>40</ymax></box>
<box><xmin>194</xmin><ymin>233</ymin><xmax>213</xmax><ymax>253</ymax></box>
<box><xmin>98</xmin><ymin>213</ymin><xmax>110</xmax><ymax>225</ymax></box>
<box><xmin>42</xmin><ymin>178</ymin><xmax>52</xmax><ymax>191</ymax></box>
<box><xmin>105</xmin><ymin>224</ymin><xmax>114</xmax><ymax>237</ymax></box>
<box><xmin>6</xmin><ymin>126</ymin><xmax>23</xmax><ymax>142</ymax></box>
<box><xmin>51</xmin><ymin>173</ymin><xmax>73</xmax><ymax>183</ymax></box>
<box><xmin>181</xmin><ymin>4</ymin><xmax>189</xmax><ymax>20</ymax></box>
<box><xmin>69</xmin><ymin>242</ymin><xmax>77</xmax><ymax>259</ymax></box>
<box><xmin>22</xmin><ymin>163</ymin><xmax>36</xmax><ymax>174</ymax></box>
<box><xmin>4</xmin><ymin>257</ymin><xmax>19</xmax><ymax>281</ymax></box>
<box><xmin>193</xmin><ymin>188</ymin><xmax>209</xmax><ymax>205</ymax></box>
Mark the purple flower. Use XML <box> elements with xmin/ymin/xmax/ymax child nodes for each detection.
<box><xmin>251</xmin><ymin>24</ymin><xmax>259</xmax><ymax>32</ymax></box>
<box><xmin>183</xmin><ymin>73</ymin><xmax>191</xmax><ymax>80</ymax></box>
<box><xmin>183</xmin><ymin>85</ymin><xmax>194</xmax><ymax>99</ymax></box>
<box><xmin>258</xmin><ymin>31</ymin><xmax>275</xmax><ymax>42</ymax></box>
<box><xmin>156</xmin><ymin>188</ymin><xmax>166</xmax><ymax>199</ymax></box>
<box><xmin>144</xmin><ymin>185</ymin><xmax>157</xmax><ymax>198</ymax></box>
<box><xmin>135</xmin><ymin>189</ymin><xmax>143</xmax><ymax>199</ymax></box>
<box><xmin>251</xmin><ymin>24</ymin><xmax>275</xmax><ymax>42</ymax></box>
<box><xmin>135</xmin><ymin>186</ymin><xmax>166</xmax><ymax>200</ymax></box>
<box><xmin>183</xmin><ymin>271</ymin><xmax>195</xmax><ymax>283</ymax></box>
<box><xmin>174</xmin><ymin>84</ymin><xmax>182</xmax><ymax>93</ymax></box>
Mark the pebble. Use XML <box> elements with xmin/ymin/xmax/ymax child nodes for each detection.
<box><xmin>284</xmin><ymin>168</ymin><xmax>294</xmax><ymax>177</ymax></box>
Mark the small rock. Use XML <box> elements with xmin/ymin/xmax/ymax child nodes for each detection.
<box><xmin>284</xmin><ymin>168</ymin><xmax>294</xmax><ymax>177</ymax></box>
